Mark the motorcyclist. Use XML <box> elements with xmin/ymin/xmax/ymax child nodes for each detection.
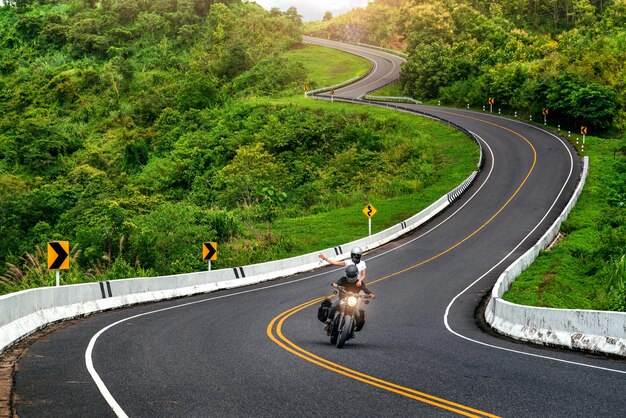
<box><xmin>319</xmin><ymin>246</ymin><xmax>367</xmax><ymax>287</ymax></box>
<box><xmin>325</xmin><ymin>265</ymin><xmax>375</xmax><ymax>334</ymax></box>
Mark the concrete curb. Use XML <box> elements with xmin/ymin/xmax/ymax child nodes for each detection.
<box><xmin>486</xmin><ymin>156</ymin><xmax>626</xmax><ymax>357</ymax></box>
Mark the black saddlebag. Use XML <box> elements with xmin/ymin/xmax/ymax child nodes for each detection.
<box><xmin>317</xmin><ymin>298</ymin><xmax>332</xmax><ymax>322</ymax></box>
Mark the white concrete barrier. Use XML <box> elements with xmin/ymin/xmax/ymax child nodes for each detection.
<box><xmin>0</xmin><ymin>171</ymin><xmax>477</xmax><ymax>355</ymax></box>
<box><xmin>486</xmin><ymin>157</ymin><xmax>626</xmax><ymax>357</ymax></box>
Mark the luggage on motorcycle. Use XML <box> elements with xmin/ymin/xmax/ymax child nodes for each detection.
<box><xmin>317</xmin><ymin>298</ymin><xmax>332</xmax><ymax>322</ymax></box>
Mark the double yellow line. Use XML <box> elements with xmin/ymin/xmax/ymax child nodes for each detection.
<box><xmin>267</xmin><ymin>297</ymin><xmax>498</xmax><ymax>417</ymax></box>
<box><xmin>266</xmin><ymin>113</ymin><xmax>539</xmax><ymax>417</ymax></box>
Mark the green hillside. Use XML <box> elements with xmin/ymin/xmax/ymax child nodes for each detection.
<box><xmin>3</xmin><ymin>0</ymin><xmax>622</xmax><ymax>310</ymax></box>
<box><xmin>0</xmin><ymin>0</ymin><xmax>478</xmax><ymax>293</ymax></box>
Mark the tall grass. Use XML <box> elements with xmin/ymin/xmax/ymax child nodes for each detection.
<box><xmin>607</xmin><ymin>255</ymin><xmax>626</xmax><ymax>311</ymax></box>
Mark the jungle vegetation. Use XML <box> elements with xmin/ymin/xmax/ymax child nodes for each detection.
<box><xmin>0</xmin><ymin>0</ymin><xmax>478</xmax><ymax>293</ymax></box>
<box><xmin>307</xmin><ymin>0</ymin><xmax>626</xmax><ymax>134</ymax></box>
<box><xmin>1</xmin><ymin>0</ymin><xmax>624</xmax><ymax>312</ymax></box>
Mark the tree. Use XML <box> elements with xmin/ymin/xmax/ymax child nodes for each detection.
<box><xmin>284</xmin><ymin>6</ymin><xmax>302</xmax><ymax>26</ymax></box>
<box><xmin>177</xmin><ymin>69</ymin><xmax>221</xmax><ymax>110</ymax></box>
<box><xmin>260</xmin><ymin>186</ymin><xmax>287</xmax><ymax>232</ymax></box>
<box><xmin>216</xmin><ymin>142</ymin><xmax>288</xmax><ymax>207</ymax></box>
<box><xmin>323</xmin><ymin>11</ymin><xmax>333</xmax><ymax>21</ymax></box>
<box><xmin>545</xmin><ymin>74</ymin><xmax>619</xmax><ymax>130</ymax></box>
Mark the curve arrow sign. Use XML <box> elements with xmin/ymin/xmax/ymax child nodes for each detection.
<box><xmin>47</xmin><ymin>241</ymin><xmax>69</xmax><ymax>270</ymax></box>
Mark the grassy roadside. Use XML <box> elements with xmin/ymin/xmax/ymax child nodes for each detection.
<box><xmin>367</xmin><ymin>81</ymin><xmax>405</xmax><ymax>97</ymax></box>
<box><xmin>284</xmin><ymin>44</ymin><xmax>371</xmax><ymax>88</ymax></box>
<box><xmin>223</xmin><ymin>95</ymin><xmax>479</xmax><ymax>266</ymax></box>
<box><xmin>269</xmin><ymin>97</ymin><xmax>477</xmax><ymax>252</ymax></box>
<box><xmin>503</xmin><ymin>134</ymin><xmax>626</xmax><ymax>311</ymax></box>
<box><xmin>220</xmin><ymin>44</ymin><xmax>479</xmax><ymax>266</ymax></box>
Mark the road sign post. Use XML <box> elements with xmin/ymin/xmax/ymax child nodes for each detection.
<box><xmin>203</xmin><ymin>242</ymin><xmax>217</xmax><ymax>271</ymax></box>
<box><xmin>362</xmin><ymin>203</ymin><xmax>378</xmax><ymax>236</ymax></box>
<box><xmin>488</xmin><ymin>97</ymin><xmax>494</xmax><ymax>113</ymax></box>
<box><xmin>542</xmin><ymin>108</ymin><xmax>549</xmax><ymax>125</ymax></box>
<box><xmin>47</xmin><ymin>241</ymin><xmax>69</xmax><ymax>287</ymax></box>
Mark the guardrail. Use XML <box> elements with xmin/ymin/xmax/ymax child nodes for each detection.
<box><xmin>302</xmin><ymin>36</ymin><xmax>407</xmax><ymax>58</ymax></box>
<box><xmin>347</xmin><ymin>41</ymin><xmax>408</xmax><ymax>58</ymax></box>
<box><xmin>304</xmin><ymin>75</ymin><xmax>365</xmax><ymax>97</ymax></box>
<box><xmin>362</xmin><ymin>95</ymin><xmax>421</xmax><ymax>105</ymax></box>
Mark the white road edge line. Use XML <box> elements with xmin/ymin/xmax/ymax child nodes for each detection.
<box><xmin>444</xmin><ymin>127</ymin><xmax>626</xmax><ymax>375</ymax></box>
<box><xmin>85</xmin><ymin>266</ymin><xmax>347</xmax><ymax>416</ymax></box>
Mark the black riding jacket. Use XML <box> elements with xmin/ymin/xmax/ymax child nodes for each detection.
<box><xmin>335</xmin><ymin>276</ymin><xmax>373</xmax><ymax>296</ymax></box>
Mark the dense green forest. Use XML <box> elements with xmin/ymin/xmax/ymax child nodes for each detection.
<box><xmin>0</xmin><ymin>0</ymin><xmax>305</xmax><ymax>291</ymax></box>
<box><xmin>307</xmin><ymin>0</ymin><xmax>626</xmax><ymax>133</ymax></box>
<box><xmin>0</xmin><ymin>0</ymin><xmax>476</xmax><ymax>293</ymax></box>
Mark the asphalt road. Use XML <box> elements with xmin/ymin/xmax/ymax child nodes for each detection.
<box><xmin>11</xmin><ymin>39</ymin><xmax>626</xmax><ymax>417</ymax></box>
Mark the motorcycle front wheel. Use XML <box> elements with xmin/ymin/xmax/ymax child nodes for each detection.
<box><xmin>336</xmin><ymin>315</ymin><xmax>353</xmax><ymax>348</ymax></box>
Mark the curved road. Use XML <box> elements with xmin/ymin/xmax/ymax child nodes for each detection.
<box><xmin>11</xmin><ymin>39</ymin><xmax>626</xmax><ymax>417</ymax></box>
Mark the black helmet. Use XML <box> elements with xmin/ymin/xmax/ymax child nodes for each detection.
<box><xmin>350</xmin><ymin>246</ymin><xmax>363</xmax><ymax>263</ymax></box>
<box><xmin>345</xmin><ymin>265</ymin><xmax>359</xmax><ymax>282</ymax></box>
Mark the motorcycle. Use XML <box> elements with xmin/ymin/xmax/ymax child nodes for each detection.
<box><xmin>326</xmin><ymin>285</ymin><xmax>372</xmax><ymax>348</ymax></box>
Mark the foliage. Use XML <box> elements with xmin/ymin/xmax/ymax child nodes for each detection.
<box><xmin>0</xmin><ymin>0</ymin><xmax>481</xmax><ymax>294</ymax></box>
<box><xmin>0</xmin><ymin>0</ymin><xmax>304</xmax><ymax>290</ymax></box>
<box><xmin>230</xmin><ymin>55</ymin><xmax>306</xmax><ymax>97</ymax></box>
<box><xmin>307</xmin><ymin>0</ymin><xmax>626</xmax><ymax>133</ymax></box>
<box><xmin>260</xmin><ymin>185</ymin><xmax>287</xmax><ymax>231</ymax></box>
<box><xmin>606</xmin><ymin>255</ymin><xmax>626</xmax><ymax>311</ymax></box>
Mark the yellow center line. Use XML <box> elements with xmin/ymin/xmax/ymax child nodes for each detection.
<box><xmin>267</xmin><ymin>299</ymin><xmax>499</xmax><ymax>417</ymax></box>
<box><xmin>267</xmin><ymin>110</ymin><xmax>537</xmax><ymax>417</ymax></box>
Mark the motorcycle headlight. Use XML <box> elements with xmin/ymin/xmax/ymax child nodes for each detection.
<box><xmin>347</xmin><ymin>296</ymin><xmax>359</xmax><ymax>307</ymax></box>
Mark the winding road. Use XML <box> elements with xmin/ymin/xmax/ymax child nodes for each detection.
<box><xmin>11</xmin><ymin>38</ymin><xmax>626</xmax><ymax>417</ymax></box>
